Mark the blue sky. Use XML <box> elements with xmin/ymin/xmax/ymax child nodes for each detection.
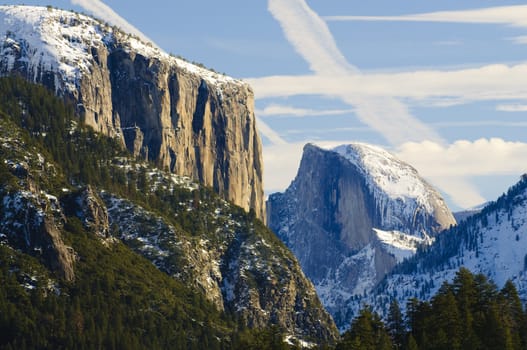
<box><xmin>9</xmin><ymin>0</ymin><xmax>527</xmax><ymax>210</ymax></box>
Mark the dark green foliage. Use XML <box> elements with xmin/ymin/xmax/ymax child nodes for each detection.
<box><xmin>338</xmin><ymin>307</ymin><xmax>392</xmax><ymax>350</ymax></box>
<box><xmin>231</xmin><ymin>326</ymin><xmax>293</xmax><ymax>350</ymax></box>
<box><xmin>0</xmin><ymin>77</ymin><xmax>300</xmax><ymax>349</ymax></box>
<box><xmin>387</xmin><ymin>300</ymin><xmax>405</xmax><ymax>349</ymax></box>
<box><xmin>338</xmin><ymin>268</ymin><xmax>527</xmax><ymax>350</ymax></box>
<box><xmin>0</xmin><ymin>219</ymin><xmax>233</xmax><ymax>349</ymax></box>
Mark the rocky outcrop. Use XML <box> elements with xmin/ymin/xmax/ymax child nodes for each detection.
<box><xmin>267</xmin><ymin>143</ymin><xmax>456</xmax><ymax>328</ymax></box>
<box><xmin>0</xmin><ymin>185</ymin><xmax>76</xmax><ymax>282</ymax></box>
<box><xmin>63</xmin><ymin>186</ymin><xmax>110</xmax><ymax>237</ymax></box>
<box><xmin>103</xmin><ymin>191</ymin><xmax>338</xmax><ymax>342</ymax></box>
<box><xmin>0</xmin><ymin>5</ymin><xmax>264</xmax><ymax>220</ymax></box>
<box><xmin>0</xmin><ymin>78</ymin><xmax>336</xmax><ymax>343</ymax></box>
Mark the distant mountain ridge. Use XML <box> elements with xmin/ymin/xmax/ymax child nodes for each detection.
<box><xmin>267</xmin><ymin>143</ymin><xmax>456</xmax><ymax>329</ymax></box>
<box><xmin>0</xmin><ymin>5</ymin><xmax>265</xmax><ymax>220</ymax></box>
<box><xmin>346</xmin><ymin>174</ymin><xmax>527</xmax><ymax>326</ymax></box>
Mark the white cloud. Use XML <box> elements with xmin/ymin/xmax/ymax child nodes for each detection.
<box><xmin>434</xmin><ymin>40</ymin><xmax>463</xmax><ymax>46</ymax></box>
<box><xmin>257</xmin><ymin>117</ymin><xmax>288</xmax><ymax>145</ymax></box>
<box><xmin>510</xmin><ymin>36</ymin><xmax>527</xmax><ymax>44</ymax></box>
<box><xmin>396</xmin><ymin>138</ymin><xmax>527</xmax><ymax>208</ymax></box>
<box><xmin>284</xmin><ymin>126</ymin><xmax>370</xmax><ymax>136</ymax></box>
<box><xmin>397</xmin><ymin>138</ymin><xmax>527</xmax><ymax>177</ymax></box>
<box><xmin>247</xmin><ymin>63</ymin><xmax>527</xmax><ymax>105</ymax></box>
<box><xmin>496</xmin><ymin>104</ymin><xmax>527</xmax><ymax>112</ymax></box>
<box><xmin>426</xmin><ymin>177</ymin><xmax>486</xmax><ymax>210</ymax></box>
<box><xmin>324</xmin><ymin>5</ymin><xmax>527</xmax><ymax>28</ymax></box>
<box><xmin>264</xmin><ymin>0</ymin><xmax>442</xmax><ymax>146</ymax></box>
<box><xmin>268</xmin><ymin>0</ymin><xmax>356</xmax><ymax>76</ymax></box>
<box><xmin>433</xmin><ymin>121</ymin><xmax>527</xmax><ymax>128</ymax></box>
<box><xmin>257</xmin><ymin>104</ymin><xmax>354</xmax><ymax>117</ymax></box>
<box><xmin>263</xmin><ymin>142</ymin><xmax>305</xmax><ymax>193</ymax></box>
<box><xmin>70</xmin><ymin>0</ymin><xmax>159</xmax><ymax>49</ymax></box>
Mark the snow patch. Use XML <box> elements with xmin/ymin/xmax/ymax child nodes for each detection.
<box><xmin>374</xmin><ymin>228</ymin><xmax>430</xmax><ymax>263</ymax></box>
<box><xmin>0</xmin><ymin>5</ymin><xmax>247</xmax><ymax>94</ymax></box>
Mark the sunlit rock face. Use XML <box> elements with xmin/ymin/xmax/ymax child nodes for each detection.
<box><xmin>0</xmin><ymin>5</ymin><xmax>265</xmax><ymax>220</ymax></box>
<box><xmin>267</xmin><ymin>143</ymin><xmax>456</xmax><ymax>328</ymax></box>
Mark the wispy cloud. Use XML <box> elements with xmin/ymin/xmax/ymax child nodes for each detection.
<box><xmin>324</xmin><ymin>5</ymin><xmax>527</xmax><ymax>28</ymax></box>
<box><xmin>432</xmin><ymin>121</ymin><xmax>527</xmax><ymax>128</ymax></box>
<box><xmin>283</xmin><ymin>126</ymin><xmax>370</xmax><ymax>135</ymax></box>
<box><xmin>396</xmin><ymin>138</ymin><xmax>527</xmax><ymax>208</ymax></box>
<box><xmin>434</xmin><ymin>40</ymin><xmax>463</xmax><ymax>46</ymax></box>
<box><xmin>248</xmin><ymin>63</ymin><xmax>527</xmax><ymax>105</ymax></box>
<box><xmin>263</xmin><ymin>142</ymin><xmax>305</xmax><ymax>193</ymax></box>
<box><xmin>70</xmin><ymin>0</ymin><xmax>159</xmax><ymax>48</ymax></box>
<box><xmin>268</xmin><ymin>0</ymin><xmax>355</xmax><ymax>76</ymax></box>
<box><xmin>496</xmin><ymin>104</ymin><xmax>527</xmax><ymax>112</ymax></box>
<box><xmin>257</xmin><ymin>117</ymin><xmax>288</xmax><ymax>145</ymax></box>
<box><xmin>265</xmin><ymin>0</ymin><xmax>442</xmax><ymax>146</ymax></box>
<box><xmin>510</xmin><ymin>36</ymin><xmax>527</xmax><ymax>44</ymax></box>
<box><xmin>257</xmin><ymin>104</ymin><xmax>354</xmax><ymax>117</ymax></box>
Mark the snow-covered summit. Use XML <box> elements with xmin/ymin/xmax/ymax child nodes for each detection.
<box><xmin>0</xmin><ymin>5</ymin><xmax>243</xmax><ymax>93</ymax></box>
<box><xmin>268</xmin><ymin>142</ymin><xmax>456</xmax><ymax>329</ymax></box>
<box><xmin>333</xmin><ymin>143</ymin><xmax>434</xmax><ymax>211</ymax></box>
<box><xmin>329</xmin><ymin>142</ymin><xmax>455</xmax><ymax>237</ymax></box>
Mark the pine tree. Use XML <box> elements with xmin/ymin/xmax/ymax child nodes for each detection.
<box><xmin>387</xmin><ymin>299</ymin><xmax>405</xmax><ymax>349</ymax></box>
<box><xmin>431</xmin><ymin>286</ymin><xmax>462</xmax><ymax>350</ymax></box>
<box><xmin>500</xmin><ymin>280</ymin><xmax>525</xmax><ymax>350</ymax></box>
<box><xmin>338</xmin><ymin>307</ymin><xmax>393</xmax><ymax>350</ymax></box>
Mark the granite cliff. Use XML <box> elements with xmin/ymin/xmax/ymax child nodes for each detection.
<box><xmin>0</xmin><ymin>5</ymin><xmax>264</xmax><ymax>220</ymax></box>
<box><xmin>0</xmin><ymin>78</ymin><xmax>337</xmax><ymax>344</ymax></box>
<box><xmin>267</xmin><ymin>143</ymin><xmax>456</xmax><ymax>329</ymax></box>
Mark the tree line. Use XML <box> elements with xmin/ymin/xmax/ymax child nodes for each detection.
<box><xmin>338</xmin><ymin>267</ymin><xmax>527</xmax><ymax>350</ymax></box>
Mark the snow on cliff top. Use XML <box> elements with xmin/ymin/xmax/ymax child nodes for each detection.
<box><xmin>0</xmin><ymin>5</ymin><xmax>242</xmax><ymax>91</ymax></box>
<box><xmin>330</xmin><ymin>142</ymin><xmax>438</xmax><ymax>213</ymax></box>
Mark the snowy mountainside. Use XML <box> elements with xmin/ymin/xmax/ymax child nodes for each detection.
<box><xmin>345</xmin><ymin>174</ymin><xmax>527</xmax><ymax>328</ymax></box>
<box><xmin>332</xmin><ymin>143</ymin><xmax>454</xmax><ymax>237</ymax></box>
<box><xmin>0</xmin><ymin>5</ymin><xmax>238</xmax><ymax>93</ymax></box>
<box><xmin>267</xmin><ymin>143</ymin><xmax>456</xmax><ymax>330</ymax></box>
<box><xmin>0</xmin><ymin>5</ymin><xmax>266</xmax><ymax>221</ymax></box>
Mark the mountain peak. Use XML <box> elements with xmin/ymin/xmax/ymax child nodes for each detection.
<box><xmin>333</xmin><ymin>143</ymin><xmax>431</xmax><ymax>205</ymax></box>
<box><xmin>349</xmin><ymin>174</ymin><xmax>527</xmax><ymax>326</ymax></box>
<box><xmin>0</xmin><ymin>5</ymin><xmax>244</xmax><ymax>93</ymax></box>
<box><xmin>309</xmin><ymin>142</ymin><xmax>456</xmax><ymax>235</ymax></box>
<box><xmin>268</xmin><ymin>142</ymin><xmax>456</xmax><ymax>329</ymax></box>
<box><xmin>0</xmin><ymin>4</ymin><xmax>265</xmax><ymax>220</ymax></box>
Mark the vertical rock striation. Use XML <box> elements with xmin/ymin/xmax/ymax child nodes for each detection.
<box><xmin>0</xmin><ymin>5</ymin><xmax>264</xmax><ymax>220</ymax></box>
<box><xmin>268</xmin><ymin>143</ymin><xmax>456</xmax><ymax>328</ymax></box>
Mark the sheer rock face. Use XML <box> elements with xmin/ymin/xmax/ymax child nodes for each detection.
<box><xmin>0</xmin><ymin>175</ymin><xmax>76</xmax><ymax>282</ymax></box>
<box><xmin>0</xmin><ymin>6</ymin><xmax>264</xmax><ymax>220</ymax></box>
<box><xmin>267</xmin><ymin>143</ymin><xmax>456</xmax><ymax>327</ymax></box>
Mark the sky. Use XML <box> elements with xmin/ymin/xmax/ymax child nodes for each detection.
<box><xmin>8</xmin><ymin>0</ymin><xmax>527</xmax><ymax>211</ymax></box>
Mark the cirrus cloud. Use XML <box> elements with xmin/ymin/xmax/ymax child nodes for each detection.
<box><xmin>247</xmin><ymin>63</ymin><xmax>527</xmax><ymax>105</ymax></box>
<box><xmin>256</xmin><ymin>104</ymin><xmax>355</xmax><ymax>117</ymax></box>
<box><xmin>324</xmin><ymin>5</ymin><xmax>527</xmax><ymax>28</ymax></box>
<box><xmin>70</xmin><ymin>0</ymin><xmax>160</xmax><ymax>49</ymax></box>
<box><xmin>264</xmin><ymin>0</ymin><xmax>442</xmax><ymax>146</ymax></box>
